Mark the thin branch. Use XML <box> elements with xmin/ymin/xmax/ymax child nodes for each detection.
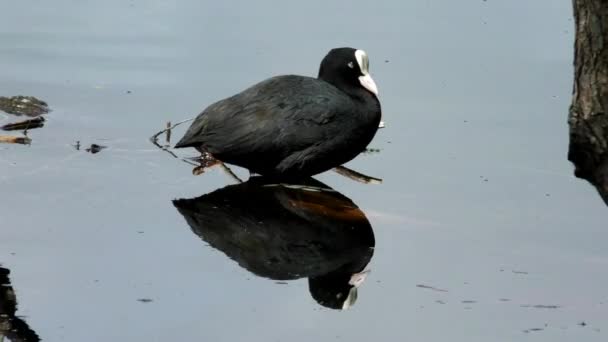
<box><xmin>149</xmin><ymin>118</ymin><xmax>193</xmax><ymax>144</ymax></box>
<box><xmin>150</xmin><ymin>138</ymin><xmax>180</xmax><ymax>159</ymax></box>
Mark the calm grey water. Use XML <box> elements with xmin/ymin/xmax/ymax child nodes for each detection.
<box><xmin>1</xmin><ymin>0</ymin><xmax>607</xmax><ymax>341</ymax></box>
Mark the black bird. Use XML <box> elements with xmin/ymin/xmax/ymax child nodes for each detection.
<box><xmin>173</xmin><ymin>177</ymin><xmax>375</xmax><ymax>310</ymax></box>
<box><xmin>174</xmin><ymin>47</ymin><xmax>381</xmax><ymax>178</ymax></box>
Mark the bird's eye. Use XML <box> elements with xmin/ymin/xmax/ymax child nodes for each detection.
<box><xmin>347</xmin><ymin>62</ymin><xmax>354</xmax><ymax>69</ymax></box>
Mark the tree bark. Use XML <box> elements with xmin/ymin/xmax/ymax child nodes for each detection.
<box><xmin>568</xmin><ymin>0</ymin><xmax>608</xmax><ymax>204</ymax></box>
<box><xmin>0</xmin><ymin>267</ymin><xmax>40</xmax><ymax>342</ymax></box>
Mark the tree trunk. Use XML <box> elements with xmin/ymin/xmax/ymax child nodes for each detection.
<box><xmin>0</xmin><ymin>267</ymin><xmax>40</xmax><ymax>342</ymax></box>
<box><xmin>568</xmin><ymin>0</ymin><xmax>608</xmax><ymax>204</ymax></box>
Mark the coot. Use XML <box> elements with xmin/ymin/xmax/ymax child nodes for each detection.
<box><xmin>172</xmin><ymin>176</ymin><xmax>375</xmax><ymax>310</ymax></box>
<box><xmin>174</xmin><ymin>47</ymin><xmax>382</xmax><ymax>178</ymax></box>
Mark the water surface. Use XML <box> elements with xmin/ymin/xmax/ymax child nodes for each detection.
<box><xmin>1</xmin><ymin>1</ymin><xmax>607</xmax><ymax>341</ymax></box>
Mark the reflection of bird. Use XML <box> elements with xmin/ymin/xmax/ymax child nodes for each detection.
<box><xmin>0</xmin><ymin>267</ymin><xmax>40</xmax><ymax>342</ymax></box>
<box><xmin>174</xmin><ymin>47</ymin><xmax>381</xmax><ymax>178</ymax></box>
<box><xmin>173</xmin><ymin>177</ymin><xmax>375</xmax><ymax>310</ymax></box>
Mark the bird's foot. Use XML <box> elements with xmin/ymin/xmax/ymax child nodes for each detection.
<box><xmin>192</xmin><ymin>152</ymin><xmax>221</xmax><ymax>176</ymax></box>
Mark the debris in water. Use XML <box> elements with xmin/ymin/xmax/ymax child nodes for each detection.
<box><xmin>275</xmin><ymin>281</ymin><xmax>288</xmax><ymax>285</ymax></box>
<box><xmin>137</xmin><ymin>298</ymin><xmax>153</xmax><ymax>303</ymax></box>
<box><xmin>1</xmin><ymin>116</ymin><xmax>45</xmax><ymax>131</ymax></box>
<box><xmin>461</xmin><ymin>300</ymin><xmax>477</xmax><ymax>304</ymax></box>
<box><xmin>0</xmin><ymin>96</ymin><xmax>49</xmax><ymax>116</ymax></box>
<box><xmin>521</xmin><ymin>304</ymin><xmax>561</xmax><ymax>309</ymax></box>
<box><xmin>0</xmin><ymin>135</ymin><xmax>31</xmax><ymax>145</ymax></box>
<box><xmin>416</xmin><ymin>284</ymin><xmax>448</xmax><ymax>292</ymax></box>
<box><xmin>85</xmin><ymin>144</ymin><xmax>106</xmax><ymax>154</ymax></box>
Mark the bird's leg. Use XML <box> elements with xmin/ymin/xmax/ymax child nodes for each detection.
<box><xmin>191</xmin><ymin>151</ymin><xmax>221</xmax><ymax>175</ymax></box>
<box><xmin>220</xmin><ymin>163</ymin><xmax>243</xmax><ymax>183</ymax></box>
<box><xmin>191</xmin><ymin>152</ymin><xmax>243</xmax><ymax>183</ymax></box>
<box><xmin>333</xmin><ymin>166</ymin><xmax>382</xmax><ymax>184</ymax></box>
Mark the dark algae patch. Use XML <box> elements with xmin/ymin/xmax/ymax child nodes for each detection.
<box><xmin>0</xmin><ymin>96</ymin><xmax>49</xmax><ymax>117</ymax></box>
<box><xmin>74</xmin><ymin>141</ymin><xmax>108</xmax><ymax>154</ymax></box>
<box><xmin>85</xmin><ymin>144</ymin><xmax>107</xmax><ymax>154</ymax></box>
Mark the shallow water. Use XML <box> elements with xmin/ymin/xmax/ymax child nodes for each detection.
<box><xmin>1</xmin><ymin>0</ymin><xmax>607</xmax><ymax>341</ymax></box>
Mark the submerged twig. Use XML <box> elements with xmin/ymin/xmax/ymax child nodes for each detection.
<box><xmin>151</xmin><ymin>138</ymin><xmax>180</xmax><ymax>159</ymax></box>
<box><xmin>0</xmin><ymin>135</ymin><xmax>31</xmax><ymax>145</ymax></box>
<box><xmin>333</xmin><ymin>166</ymin><xmax>382</xmax><ymax>184</ymax></box>
<box><xmin>1</xmin><ymin>116</ymin><xmax>45</xmax><ymax>131</ymax></box>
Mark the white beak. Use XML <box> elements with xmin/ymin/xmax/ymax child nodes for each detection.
<box><xmin>359</xmin><ymin>74</ymin><xmax>378</xmax><ymax>96</ymax></box>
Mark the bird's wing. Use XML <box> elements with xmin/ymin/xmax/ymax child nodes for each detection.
<box><xmin>175</xmin><ymin>76</ymin><xmax>348</xmax><ymax>166</ymax></box>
